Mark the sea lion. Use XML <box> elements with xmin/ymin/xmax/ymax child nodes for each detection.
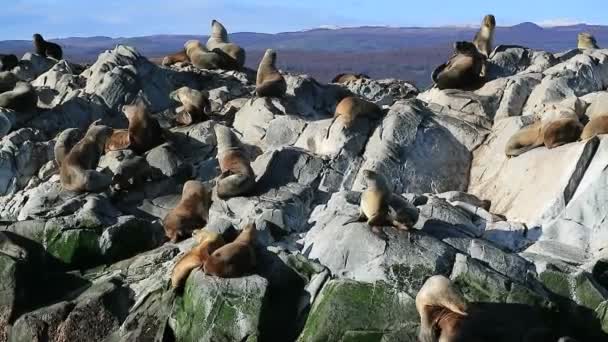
<box><xmin>33</xmin><ymin>33</ymin><xmax>63</xmax><ymax>60</ymax></box>
<box><xmin>0</xmin><ymin>71</ymin><xmax>19</xmax><ymax>93</ymax></box>
<box><xmin>162</xmin><ymin>180</ymin><xmax>212</xmax><ymax>243</ymax></box>
<box><xmin>0</xmin><ymin>81</ymin><xmax>38</xmax><ymax>112</ymax></box>
<box><xmin>184</xmin><ymin>40</ymin><xmax>229</xmax><ymax>70</ymax></box>
<box><xmin>416</xmin><ymin>275</ymin><xmax>588</xmax><ymax>341</ymax></box>
<box><xmin>332</xmin><ymin>73</ymin><xmax>370</xmax><ymax>84</ymax></box>
<box><xmin>206</xmin><ymin>19</ymin><xmax>246</xmax><ymax>69</ymax></box>
<box><xmin>473</xmin><ymin>15</ymin><xmax>496</xmax><ymax>57</ymax></box>
<box><xmin>54</xmin><ymin>128</ymin><xmax>83</xmax><ymax>166</ymax></box>
<box><xmin>578</xmin><ymin>32</ymin><xmax>599</xmax><ymax>49</ymax></box>
<box><xmin>59</xmin><ymin>121</ymin><xmax>113</xmax><ymax>192</ymax></box>
<box><xmin>255</xmin><ymin>49</ymin><xmax>286</xmax><ymax>98</ymax></box>
<box><xmin>202</xmin><ymin>222</ymin><xmax>257</xmax><ymax>278</ymax></box>
<box><xmin>333</xmin><ymin>96</ymin><xmax>382</xmax><ymax>128</ymax></box>
<box><xmin>344</xmin><ymin>169</ymin><xmax>418</xmax><ymax>237</ymax></box>
<box><xmin>432</xmin><ymin>41</ymin><xmax>485</xmax><ymax>90</ymax></box>
<box><xmin>162</xmin><ymin>49</ymin><xmax>189</xmax><ymax>66</ymax></box>
<box><xmin>214</xmin><ymin>125</ymin><xmax>256</xmax><ymax>199</ymax></box>
<box><xmin>170</xmin><ymin>229</ymin><xmax>225</xmax><ymax>289</ymax></box>
<box><xmin>0</xmin><ymin>54</ymin><xmax>18</xmax><ymax>72</ymax></box>
<box><xmin>505</xmin><ymin>116</ymin><xmax>584</xmax><ymax>157</ymax></box>
<box><xmin>170</xmin><ymin>87</ymin><xmax>211</xmax><ymax>125</ymax></box>
<box><xmin>105</xmin><ymin>98</ymin><xmax>164</xmax><ymax>154</ymax></box>
<box><xmin>416</xmin><ymin>275</ymin><xmax>469</xmax><ymax>342</ymax></box>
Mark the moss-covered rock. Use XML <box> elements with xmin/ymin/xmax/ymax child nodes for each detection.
<box><xmin>171</xmin><ymin>271</ymin><xmax>268</xmax><ymax>342</ymax></box>
<box><xmin>297</xmin><ymin>279</ymin><xmax>418</xmax><ymax>342</ymax></box>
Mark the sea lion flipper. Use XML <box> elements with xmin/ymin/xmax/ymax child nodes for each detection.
<box><xmin>343</xmin><ymin>213</ymin><xmax>366</xmax><ymax>226</ymax></box>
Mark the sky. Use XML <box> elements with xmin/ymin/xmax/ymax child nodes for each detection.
<box><xmin>1</xmin><ymin>0</ymin><xmax>607</xmax><ymax>40</ymax></box>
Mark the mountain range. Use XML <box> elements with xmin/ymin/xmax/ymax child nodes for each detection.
<box><xmin>1</xmin><ymin>22</ymin><xmax>607</xmax><ymax>87</ymax></box>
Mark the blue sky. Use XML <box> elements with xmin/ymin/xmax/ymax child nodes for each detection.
<box><xmin>1</xmin><ymin>0</ymin><xmax>607</xmax><ymax>40</ymax></box>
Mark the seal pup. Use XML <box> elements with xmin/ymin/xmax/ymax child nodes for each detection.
<box><xmin>59</xmin><ymin>121</ymin><xmax>113</xmax><ymax>192</ymax></box>
<box><xmin>170</xmin><ymin>229</ymin><xmax>225</xmax><ymax>289</ymax></box>
<box><xmin>170</xmin><ymin>87</ymin><xmax>211</xmax><ymax>126</ymax></box>
<box><xmin>432</xmin><ymin>41</ymin><xmax>485</xmax><ymax>90</ymax></box>
<box><xmin>332</xmin><ymin>73</ymin><xmax>370</xmax><ymax>84</ymax></box>
<box><xmin>214</xmin><ymin>125</ymin><xmax>256</xmax><ymax>199</ymax></box>
<box><xmin>0</xmin><ymin>54</ymin><xmax>18</xmax><ymax>72</ymax></box>
<box><xmin>206</xmin><ymin>20</ymin><xmax>246</xmax><ymax>69</ymax></box>
<box><xmin>416</xmin><ymin>275</ymin><xmax>469</xmax><ymax>342</ymax></box>
<box><xmin>344</xmin><ymin>170</ymin><xmax>418</xmax><ymax>237</ymax></box>
<box><xmin>33</xmin><ymin>33</ymin><xmax>63</xmax><ymax>60</ymax></box>
<box><xmin>163</xmin><ymin>180</ymin><xmax>212</xmax><ymax>243</ymax></box>
<box><xmin>106</xmin><ymin>98</ymin><xmax>164</xmax><ymax>154</ymax></box>
<box><xmin>578</xmin><ymin>32</ymin><xmax>599</xmax><ymax>49</ymax></box>
<box><xmin>0</xmin><ymin>81</ymin><xmax>38</xmax><ymax>112</ymax></box>
<box><xmin>162</xmin><ymin>49</ymin><xmax>190</xmax><ymax>66</ymax></box>
<box><xmin>184</xmin><ymin>40</ymin><xmax>230</xmax><ymax>70</ymax></box>
<box><xmin>255</xmin><ymin>49</ymin><xmax>286</xmax><ymax>98</ymax></box>
<box><xmin>202</xmin><ymin>222</ymin><xmax>257</xmax><ymax>278</ymax></box>
<box><xmin>473</xmin><ymin>14</ymin><xmax>496</xmax><ymax>57</ymax></box>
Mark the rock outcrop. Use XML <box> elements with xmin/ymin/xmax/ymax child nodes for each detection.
<box><xmin>0</xmin><ymin>44</ymin><xmax>607</xmax><ymax>341</ymax></box>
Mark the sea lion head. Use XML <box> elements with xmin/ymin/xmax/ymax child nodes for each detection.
<box><xmin>214</xmin><ymin>125</ymin><xmax>240</xmax><ymax>153</ymax></box>
<box><xmin>361</xmin><ymin>169</ymin><xmax>389</xmax><ymax>188</ymax></box>
<box><xmin>262</xmin><ymin>49</ymin><xmax>277</xmax><ymax>66</ymax></box>
<box><xmin>578</xmin><ymin>32</ymin><xmax>598</xmax><ymax>49</ymax></box>
<box><xmin>211</xmin><ymin>19</ymin><xmax>229</xmax><ymax>42</ymax></box>
<box><xmin>182</xmin><ymin>180</ymin><xmax>211</xmax><ymax>211</ymax></box>
<box><xmin>483</xmin><ymin>14</ymin><xmax>496</xmax><ymax>28</ymax></box>
<box><xmin>86</xmin><ymin>121</ymin><xmax>113</xmax><ymax>150</ymax></box>
<box><xmin>32</xmin><ymin>33</ymin><xmax>44</xmax><ymax>43</ymax></box>
<box><xmin>121</xmin><ymin>97</ymin><xmax>148</xmax><ymax>123</ymax></box>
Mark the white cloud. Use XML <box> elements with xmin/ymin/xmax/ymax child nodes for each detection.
<box><xmin>537</xmin><ymin>18</ymin><xmax>584</xmax><ymax>27</ymax></box>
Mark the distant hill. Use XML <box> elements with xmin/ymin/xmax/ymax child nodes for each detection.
<box><xmin>2</xmin><ymin>23</ymin><xmax>607</xmax><ymax>87</ymax></box>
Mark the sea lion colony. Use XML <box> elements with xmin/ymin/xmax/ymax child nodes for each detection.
<box><xmin>0</xmin><ymin>15</ymin><xmax>603</xmax><ymax>341</ymax></box>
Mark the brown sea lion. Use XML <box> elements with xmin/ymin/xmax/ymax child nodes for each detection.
<box><xmin>333</xmin><ymin>96</ymin><xmax>382</xmax><ymax>127</ymax></box>
<box><xmin>33</xmin><ymin>33</ymin><xmax>63</xmax><ymax>60</ymax></box>
<box><xmin>255</xmin><ymin>49</ymin><xmax>286</xmax><ymax>98</ymax></box>
<box><xmin>202</xmin><ymin>222</ymin><xmax>256</xmax><ymax>278</ymax></box>
<box><xmin>344</xmin><ymin>170</ymin><xmax>418</xmax><ymax>237</ymax></box>
<box><xmin>170</xmin><ymin>87</ymin><xmax>211</xmax><ymax>126</ymax></box>
<box><xmin>162</xmin><ymin>49</ymin><xmax>189</xmax><ymax>66</ymax></box>
<box><xmin>184</xmin><ymin>40</ymin><xmax>229</xmax><ymax>70</ymax></box>
<box><xmin>59</xmin><ymin>121</ymin><xmax>113</xmax><ymax>192</ymax></box>
<box><xmin>54</xmin><ymin>128</ymin><xmax>83</xmax><ymax>166</ymax></box>
<box><xmin>543</xmin><ymin>117</ymin><xmax>583</xmax><ymax>149</ymax></box>
<box><xmin>162</xmin><ymin>180</ymin><xmax>212</xmax><ymax>243</ymax></box>
<box><xmin>432</xmin><ymin>41</ymin><xmax>485</xmax><ymax>90</ymax></box>
<box><xmin>214</xmin><ymin>125</ymin><xmax>256</xmax><ymax>199</ymax></box>
<box><xmin>206</xmin><ymin>19</ymin><xmax>246</xmax><ymax>69</ymax></box>
<box><xmin>105</xmin><ymin>98</ymin><xmax>163</xmax><ymax>154</ymax></box>
<box><xmin>0</xmin><ymin>54</ymin><xmax>18</xmax><ymax>72</ymax></box>
<box><xmin>416</xmin><ymin>275</ymin><xmax>585</xmax><ymax>341</ymax></box>
<box><xmin>578</xmin><ymin>32</ymin><xmax>599</xmax><ymax>49</ymax></box>
<box><xmin>170</xmin><ymin>229</ymin><xmax>225</xmax><ymax>288</ymax></box>
<box><xmin>473</xmin><ymin>15</ymin><xmax>496</xmax><ymax>57</ymax></box>
<box><xmin>0</xmin><ymin>81</ymin><xmax>38</xmax><ymax>112</ymax></box>
<box><xmin>331</xmin><ymin>73</ymin><xmax>370</xmax><ymax>84</ymax></box>
<box><xmin>416</xmin><ymin>275</ymin><xmax>469</xmax><ymax>342</ymax></box>
<box><xmin>0</xmin><ymin>71</ymin><xmax>19</xmax><ymax>93</ymax></box>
